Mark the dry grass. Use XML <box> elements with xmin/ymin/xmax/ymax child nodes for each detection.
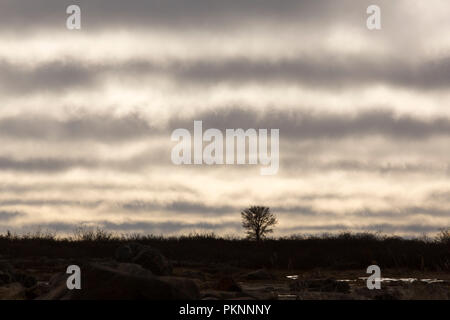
<box><xmin>0</xmin><ymin>229</ymin><xmax>449</xmax><ymax>271</ymax></box>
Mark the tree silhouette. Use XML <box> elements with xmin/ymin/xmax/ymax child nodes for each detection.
<box><xmin>241</xmin><ymin>206</ymin><xmax>277</xmax><ymax>241</ymax></box>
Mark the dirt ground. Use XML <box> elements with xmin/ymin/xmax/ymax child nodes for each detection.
<box><xmin>1</xmin><ymin>256</ymin><xmax>449</xmax><ymax>300</ymax></box>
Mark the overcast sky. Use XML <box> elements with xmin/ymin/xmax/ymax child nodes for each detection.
<box><xmin>0</xmin><ymin>0</ymin><xmax>449</xmax><ymax>236</ymax></box>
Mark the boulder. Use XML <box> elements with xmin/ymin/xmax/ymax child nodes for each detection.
<box><xmin>116</xmin><ymin>262</ymin><xmax>153</xmax><ymax>277</ymax></box>
<box><xmin>37</xmin><ymin>262</ymin><xmax>199</xmax><ymax>300</ymax></box>
<box><xmin>201</xmin><ymin>289</ymin><xmax>244</xmax><ymax>300</ymax></box>
<box><xmin>159</xmin><ymin>276</ymin><xmax>202</xmax><ymax>299</ymax></box>
<box><xmin>13</xmin><ymin>273</ymin><xmax>37</xmax><ymax>288</ymax></box>
<box><xmin>26</xmin><ymin>281</ymin><xmax>51</xmax><ymax>300</ymax></box>
<box><xmin>115</xmin><ymin>242</ymin><xmax>144</xmax><ymax>262</ymax></box>
<box><xmin>215</xmin><ymin>276</ymin><xmax>242</xmax><ymax>292</ymax></box>
<box><xmin>0</xmin><ymin>262</ymin><xmax>14</xmax><ymax>286</ymax></box>
<box><xmin>0</xmin><ymin>282</ymin><xmax>26</xmax><ymax>300</ymax></box>
<box><xmin>0</xmin><ymin>262</ymin><xmax>14</xmax><ymax>272</ymax></box>
<box><xmin>179</xmin><ymin>270</ymin><xmax>206</xmax><ymax>281</ymax></box>
<box><xmin>242</xmin><ymin>269</ymin><xmax>274</xmax><ymax>280</ymax></box>
<box><xmin>374</xmin><ymin>290</ymin><xmax>401</xmax><ymax>300</ymax></box>
<box><xmin>290</xmin><ymin>278</ymin><xmax>350</xmax><ymax>293</ymax></box>
<box><xmin>0</xmin><ymin>270</ymin><xmax>13</xmax><ymax>286</ymax></box>
<box><xmin>115</xmin><ymin>243</ymin><xmax>172</xmax><ymax>276</ymax></box>
<box><xmin>0</xmin><ymin>262</ymin><xmax>36</xmax><ymax>288</ymax></box>
<box><xmin>132</xmin><ymin>248</ymin><xmax>172</xmax><ymax>276</ymax></box>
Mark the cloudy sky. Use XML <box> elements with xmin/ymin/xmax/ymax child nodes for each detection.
<box><xmin>0</xmin><ymin>0</ymin><xmax>449</xmax><ymax>237</ymax></box>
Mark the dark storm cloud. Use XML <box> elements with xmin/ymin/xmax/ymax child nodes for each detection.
<box><xmin>101</xmin><ymin>220</ymin><xmax>241</xmax><ymax>232</ymax></box>
<box><xmin>281</xmin><ymin>159</ymin><xmax>450</xmax><ymax>175</ymax></box>
<box><xmin>0</xmin><ymin>182</ymin><xmax>198</xmax><ymax>195</ymax></box>
<box><xmin>351</xmin><ymin>207</ymin><xmax>450</xmax><ymax>218</ymax></box>
<box><xmin>0</xmin><ymin>152</ymin><xmax>447</xmax><ymax>175</ymax></box>
<box><xmin>274</xmin><ymin>206</ymin><xmax>321</xmax><ymax>216</ymax></box>
<box><xmin>121</xmin><ymin>200</ymin><xmax>236</xmax><ymax>215</ymax></box>
<box><xmin>0</xmin><ymin>220</ymin><xmax>242</xmax><ymax>234</ymax></box>
<box><xmin>0</xmin><ymin>59</ymin><xmax>162</xmax><ymax>94</ymax></box>
<box><xmin>170</xmin><ymin>108</ymin><xmax>450</xmax><ymax>141</ymax></box>
<box><xmin>275</xmin><ymin>192</ymin><xmax>352</xmax><ymax>201</ymax></box>
<box><xmin>121</xmin><ymin>200</ymin><xmax>449</xmax><ymax>220</ymax></box>
<box><xmin>1</xmin><ymin>220</ymin><xmax>445</xmax><ymax>236</ymax></box>
<box><xmin>0</xmin><ymin>156</ymin><xmax>97</xmax><ymax>172</ymax></box>
<box><xmin>0</xmin><ymin>199</ymin><xmax>102</xmax><ymax>208</ymax></box>
<box><xmin>0</xmin><ymin>60</ymin><xmax>99</xmax><ymax>93</ymax></box>
<box><xmin>1</xmin><ymin>1</ymin><xmax>448</xmax><ymax>238</ymax></box>
<box><xmin>1</xmin><ymin>193</ymin><xmax>447</xmax><ymax>220</ymax></box>
<box><xmin>0</xmin><ymin>151</ymin><xmax>169</xmax><ymax>173</ymax></box>
<box><xmin>276</xmin><ymin>206</ymin><xmax>450</xmax><ymax>219</ymax></box>
<box><xmin>279</xmin><ymin>223</ymin><xmax>445</xmax><ymax>234</ymax></box>
<box><xmin>427</xmin><ymin>191</ymin><xmax>450</xmax><ymax>202</ymax></box>
<box><xmin>0</xmin><ymin>113</ymin><xmax>161</xmax><ymax>142</ymax></box>
<box><xmin>2</xmin><ymin>108</ymin><xmax>450</xmax><ymax>145</ymax></box>
<box><xmin>3</xmin><ymin>55</ymin><xmax>450</xmax><ymax>93</ymax></box>
<box><xmin>0</xmin><ymin>0</ymin><xmax>369</xmax><ymax>31</ymax></box>
<box><xmin>0</xmin><ymin>210</ymin><xmax>24</xmax><ymax>221</ymax></box>
<box><xmin>173</xmin><ymin>56</ymin><xmax>450</xmax><ymax>91</ymax></box>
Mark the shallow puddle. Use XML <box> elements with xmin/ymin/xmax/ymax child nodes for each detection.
<box><xmin>286</xmin><ymin>275</ymin><xmax>445</xmax><ymax>284</ymax></box>
<box><xmin>357</xmin><ymin>277</ymin><xmax>444</xmax><ymax>284</ymax></box>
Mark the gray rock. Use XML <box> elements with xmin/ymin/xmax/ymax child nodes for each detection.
<box><xmin>215</xmin><ymin>276</ymin><xmax>242</xmax><ymax>292</ymax></box>
<box><xmin>132</xmin><ymin>247</ymin><xmax>172</xmax><ymax>276</ymax></box>
<box><xmin>116</xmin><ymin>262</ymin><xmax>153</xmax><ymax>277</ymax></box>
<box><xmin>37</xmin><ymin>262</ymin><xmax>199</xmax><ymax>300</ymax></box>
<box><xmin>26</xmin><ymin>281</ymin><xmax>51</xmax><ymax>299</ymax></box>
<box><xmin>115</xmin><ymin>242</ymin><xmax>144</xmax><ymax>262</ymax></box>
<box><xmin>0</xmin><ymin>282</ymin><xmax>26</xmax><ymax>300</ymax></box>
<box><xmin>290</xmin><ymin>278</ymin><xmax>350</xmax><ymax>293</ymax></box>
<box><xmin>115</xmin><ymin>245</ymin><xmax>134</xmax><ymax>262</ymax></box>
<box><xmin>201</xmin><ymin>289</ymin><xmax>244</xmax><ymax>300</ymax></box>
<box><xmin>0</xmin><ymin>262</ymin><xmax>36</xmax><ymax>288</ymax></box>
<box><xmin>14</xmin><ymin>273</ymin><xmax>37</xmax><ymax>288</ymax></box>
<box><xmin>115</xmin><ymin>243</ymin><xmax>172</xmax><ymax>276</ymax></box>
<box><xmin>180</xmin><ymin>270</ymin><xmax>206</xmax><ymax>281</ymax></box>
<box><xmin>0</xmin><ymin>262</ymin><xmax>14</xmax><ymax>286</ymax></box>
<box><xmin>0</xmin><ymin>271</ymin><xmax>13</xmax><ymax>286</ymax></box>
<box><xmin>242</xmin><ymin>269</ymin><xmax>274</xmax><ymax>280</ymax></box>
<box><xmin>0</xmin><ymin>262</ymin><xmax>14</xmax><ymax>273</ymax></box>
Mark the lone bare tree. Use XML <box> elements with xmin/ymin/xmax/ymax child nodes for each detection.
<box><xmin>241</xmin><ymin>206</ymin><xmax>277</xmax><ymax>241</ymax></box>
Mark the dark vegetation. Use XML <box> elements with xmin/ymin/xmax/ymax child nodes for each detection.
<box><xmin>0</xmin><ymin>228</ymin><xmax>449</xmax><ymax>271</ymax></box>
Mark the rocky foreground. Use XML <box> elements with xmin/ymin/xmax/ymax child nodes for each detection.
<box><xmin>0</xmin><ymin>243</ymin><xmax>449</xmax><ymax>300</ymax></box>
